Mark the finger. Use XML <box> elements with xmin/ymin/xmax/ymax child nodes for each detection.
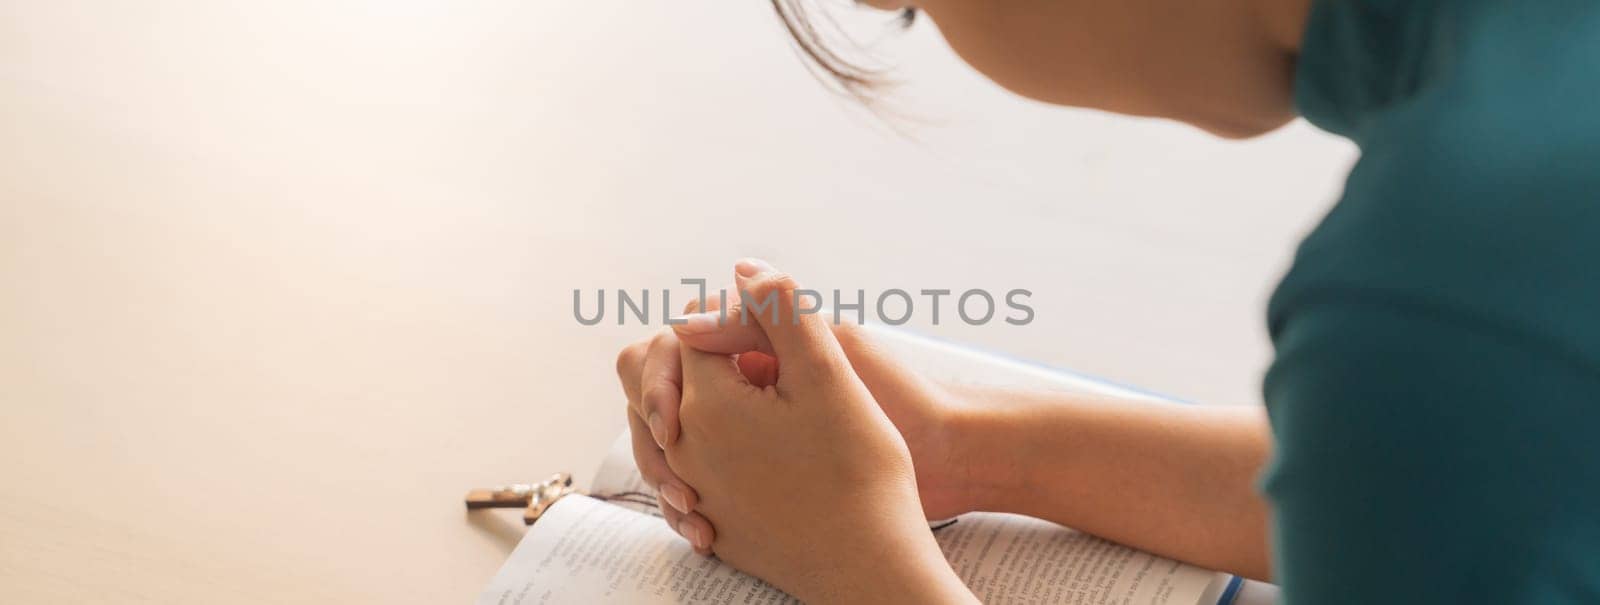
<box><xmin>653</xmin><ymin>501</ymin><xmax>712</xmax><ymax>555</ymax></box>
<box><xmin>675</xmin><ymin>510</ymin><xmax>716</xmax><ymax>555</ymax></box>
<box><xmin>628</xmin><ymin>404</ymin><xmax>698</xmax><ymax>514</ymax></box>
<box><xmin>674</xmin><ymin>287</ymin><xmax>776</xmax><ymax>357</ymax></box>
<box><xmin>624</xmin><ymin>338</ymin><xmax>696</xmax><ymax>514</ymax></box>
<box><xmin>680</xmin><ymin>284</ymin><xmax>731</xmax><ymax>315</ymax></box>
<box><xmin>736</xmin><ymin>350</ymin><xmax>780</xmax><ymax>388</ymax></box>
<box><xmin>732</xmin><ymin>258</ymin><xmax>848</xmax><ymax>384</ymax></box>
<box><xmin>657</xmin><ymin>498</ymin><xmax>684</xmax><ymax>541</ymax></box>
<box><xmin>639</xmin><ymin>329</ymin><xmax>684</xmax><ymax>448</ymax></box>
<box><xmin>631</xmin><ymin>407</ymin><xmax>711</xmax><ymax>549</ymax></box>
<box><xmin>673</xmin><ymin>307</ymin><xmax>774</xmax><ymax>357</ymax></box>
<box><xmin>615</xmin><ymin>338</ymin><xmax>649</xmax><ymax>409</ymax></box>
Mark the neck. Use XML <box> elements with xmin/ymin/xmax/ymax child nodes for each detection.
<box><xmin>1254</xmin><ymin>0</ymin><xmax>1313</xmax><ymax>53</ymax></box>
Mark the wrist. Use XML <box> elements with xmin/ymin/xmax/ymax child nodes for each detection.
<box><xmin>941</xmin><ymin>384</ymin><xmax>1053</xmax><ymax>514</ymax></box>
<box><xmin>812</xmin><ymin>526</ymin><xmax>975</xmax><ymax>605</ymax></box>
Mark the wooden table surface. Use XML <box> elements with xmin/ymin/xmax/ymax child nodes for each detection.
<box><xmin>0</xmin><ymin>2</ymin><xmax>1351</xmax><ymax>602</ymax></box>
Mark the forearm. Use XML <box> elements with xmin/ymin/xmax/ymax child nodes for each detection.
<box><xmin>948</xmin><ymin>386</ymin><xmax>1273</xmax><ymax>581</ymax></box>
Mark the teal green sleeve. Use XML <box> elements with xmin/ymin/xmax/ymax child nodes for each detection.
<box><xmin>1264</xmin><ymin>301</ymin><xmax>1600</xmax><ymax>603</ymax></box>
<box><xmin>1265</xmin><ymin>1</ymin><xmax>1600</xmax><ymax>601</ymax></box>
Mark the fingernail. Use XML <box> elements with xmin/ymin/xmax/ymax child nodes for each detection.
<box><xmin>670</xmin><ymin>312</ymin><xmax>721</xmax><ymax>334</ymax></box>
<box><xmin>735</xmin><ymin>258</ymin><xmax>774</xmax><ymax>278</ymax></box>
<box><xmin>678</xmin><ymin>520</ymin><xmax>706</xmax><ymax>549</ymax></box>
<box><xmin>648</xmin><ymin>412</ymin><xmax>667</xmax><ymax>449</ymax></box>
<box><xmin>659</xmin><ymin>483</ymin><xmax>689</xmax><ymax>513</ymax></box>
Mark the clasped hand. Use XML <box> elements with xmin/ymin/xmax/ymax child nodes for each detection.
<box><xmin>615</xmin><ymin>259</ymin><xmax>979</xmax><ymax>604</ymax></box>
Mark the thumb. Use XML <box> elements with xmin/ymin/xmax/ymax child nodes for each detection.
<box><xmin>731</xmin><ymin>258</ymin><xmax>847</xmax><ymax>386</ymax></box>
<box><xmin>671</xmin><ymin>300</ymin><xmax>774</xmax><ymax>358</ymax></box>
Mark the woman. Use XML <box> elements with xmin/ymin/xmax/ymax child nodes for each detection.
<box><xmin>616</xmin><ymin>1</ymin><xmax>1600</xmax><ymax>603</ymax></box>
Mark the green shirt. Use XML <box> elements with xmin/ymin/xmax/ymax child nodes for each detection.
<box><xmin>1263</xmin><ymin>1</ymin><xmax>1600</xmax><ymax>603</ymax></box>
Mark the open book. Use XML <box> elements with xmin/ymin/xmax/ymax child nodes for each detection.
<box><xmin>478</xmin><ymin>328</ymin><xmax>1280</xmax><ymax>604</ymax></box>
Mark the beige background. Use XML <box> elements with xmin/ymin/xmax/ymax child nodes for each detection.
<box><xmin>0</xmin><ymin>1</ymin><xmax>1355</xmax><ymax>603</ymax></box>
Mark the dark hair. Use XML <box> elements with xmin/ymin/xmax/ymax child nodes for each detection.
<box><xmin>769</xmin><ymin>1</ymin><xmax>916</xmax><ymax>104</ymax></box>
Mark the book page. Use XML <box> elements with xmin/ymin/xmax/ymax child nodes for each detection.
<box><xmin>587</xmin><ymin>431</ymin><xmax>660</xmax><ymax>515</ymax></box>
<box><xmin>937</xmin><ymin>512</ymin><xmax>1225</xmax><ymax>604</ymax></box>
<box><xmin>864</xmin><ymin>326</ymin><xmax>1162</xmax><ymax>400</ymax></box>
<box><xmin>477</xmin><ymin>494</ymin><xmax>798</xmax><ymax>605</ymax></box>
<box><xmin>479</xmin><ymin>495</ymin><xmax>1230</xmax><ymax>605</ymax></box>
